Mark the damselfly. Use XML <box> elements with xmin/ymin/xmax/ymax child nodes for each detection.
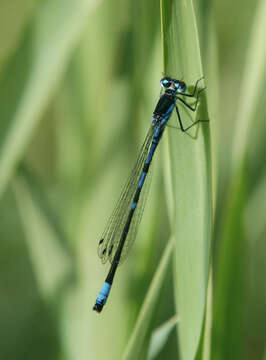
<box><xmin>93</xmin><ymin>77</ymin><xmax>207</xmax><ymax>313</ymax></box>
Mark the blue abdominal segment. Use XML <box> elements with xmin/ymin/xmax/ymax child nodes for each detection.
<box><xmin>93</xmin><ymin>282</ymin><xmax>111</xmax><ymax>313</ymax></box>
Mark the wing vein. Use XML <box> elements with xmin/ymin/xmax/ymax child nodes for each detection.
<box><xmin>98</xmin><ymin>125</ymin><xmax>155</xmax><ymax>264</ymax></box>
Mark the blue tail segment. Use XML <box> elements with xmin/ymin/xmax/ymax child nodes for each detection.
<box><xmin>93</xmin><ymin>282</ymin><xmax>111</xmax><ymax>313</ymax></box>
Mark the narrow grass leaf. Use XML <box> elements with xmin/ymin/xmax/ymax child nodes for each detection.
<box><xmin>213</xmin><ymin>2</ymin><xmax>266</xmax><ymax>358</ymax></box>
<box><xmin>201</xmin><ymin>270</ymin><xmax>213</xmax><ymax>360</ymax></box>
<box><xmin>0</xmin><ymin>0</ymin><xmax>100</xmax><ymax>198</ymax></box>
<box><xmin>13</xmin><ymin>175</ymin><xmax>72</xmax><ymax>301</ymax></box>
<box><xmin>147</xmin><ymin>315</ymin><xmax>178</xmax><ymax>360</ymax></box>
<box><xmin>161</xmin><ymin>1</ymin><xmax>213</xmax><ymax>359</ymax></box>
<box><xmin>244</xmin><ymin>172</ymin><xmax>266</xmax><ymax>241</ymax></box>
<box><xmin>194</xmin><ymin>268</ymin><xmax>213</xmax><ymax>360</ymax></box>
<box><xmin>232</xmin><ymin>0</ymin><xmax>266</xmax><ymax>167</ymax></box>
<box><xmin>212</xmin><ymin>166</ymin><xmax>247</xmax><ymax>360</ymax></box>
<box><xmin>122</xmin><ymin>238</ymin><xmax>174</xmax><ymax>360</ymax></box>
<box><xmin>0</xmin><ymin>0</ymin><xmax>36</xmax><ymax>71</ymax></box>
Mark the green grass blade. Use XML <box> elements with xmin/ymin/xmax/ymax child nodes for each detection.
<box><xmin>212</xmin><ymin>166</ymin><xmax>248</xmax><ymax>360</ymax></box>
<box><xmin>232</xmin><ymin>0</ymin><xmax>266</xmax><ymax>167</ymax></box>
<box><xmin>122</xmin><ymin>238</ymin><xmax>174</xmax><ymax>360</ymax></box>
<box><xmin>0</xmin><ymin>0</ymin><xmax>100</xmax><ymax>199</ymax></box>
<box><xmin>0</xmin><ymin>0</ymin><xmax>36</xmax><ymax>71</ymax></box>
<box><xmin>13</xmin><ymin>175</ymin><xmax>72</xmax><ymax>301</ymax></box>
<box><xmin>201</xmin><ymin>270</ymin><xmax>213</xmax><ymax>360</ymax></box>
<box><xmin>161</xmin><ymin>1</ymin><xmax>213</xmax><ymax>359</ymax></box>
<box><xmin>245</xmin><ymin>172</ymin><xmax>266</xmax><ymax>241</ymax></box>
<box><xmin>212</xmin><ymin>1</ymin><xmax>266</xmax><ymax>358</ymax></box>
<box><xmin>147</xmin><ymin>315</ymin><xmax>178</xmax><ymax>360</ymax></box>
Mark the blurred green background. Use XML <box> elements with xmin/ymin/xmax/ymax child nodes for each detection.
<box><xmin>0</xmin><ymin>0</ymin><xmax>265</xmax><ymax>359</ymax></box>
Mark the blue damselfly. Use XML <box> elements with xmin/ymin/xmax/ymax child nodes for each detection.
<box><xmin>93</xmin><ymin>77</ymin><xmax>206</xmax><ymax>313</ymax></box>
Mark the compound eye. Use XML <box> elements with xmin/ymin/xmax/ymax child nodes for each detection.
<box><xmin>178</xmin><ymin>81</ymin><xmax>187</xmax><ymax>93</ymax></box>
<box><xmin>160</xmin><ymin>78</ymin><xmax>171</xmax><ymax>88</ymax></box>
<box><xmin>174</xmin><ymin>81</ymin><xmax>180</xmax><ymax>89</ymax></box>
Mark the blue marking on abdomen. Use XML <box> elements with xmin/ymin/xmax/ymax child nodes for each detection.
<box><xmin>146</xmin><ymin>153</ymin><xmax>152</xmax><ymax>164</ymax></box>
<box><xmin>95</xmin><ymin>282</ymin><xmax>111</xmax><ymax>306</ymax></box>
<box><xmin>162</xmin><ymin>104</ymin><xmax>175</xmax><ymax>125</ymax></box>
<box><xmin>146</xmin><ymin>143</ymin><xmax>156</xmax><ymax>164</ymax></box>
<box><xmin>138</xmin><ymin>172</ymin><xmax>146</xmax><ymax>188</ymax></box>
<box><xmin>154</xmin><ymin>127</ymin><xmax>160</xmax><ymax>137</ymax></box>
<box><xmin>131</xmin><ymin>202</ymin><xmax>136</xmax><ymax>210</ymax></box>
<box><xmin>165</xmin><ymin>104</ymin><xmax>174</xmax><ymax>117</ymax></box>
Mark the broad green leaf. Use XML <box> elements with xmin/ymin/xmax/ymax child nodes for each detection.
<box><xmin>0</xmin><ymin>0</ymin><xmax>101</xmax><ymax>199</ymax></box>
<box><xmin>161</xmin><ymin>1</ymin><xmax>212</xmax><ymax>359</ymax></box>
